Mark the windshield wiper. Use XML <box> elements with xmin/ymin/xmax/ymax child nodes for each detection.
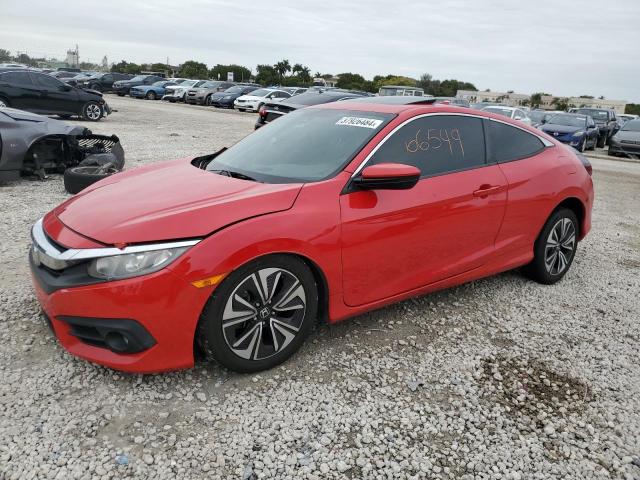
<box><xmin>210</xmin><ymin>169</ymin><xmax>258</xmax><ymax>182</ymax></box>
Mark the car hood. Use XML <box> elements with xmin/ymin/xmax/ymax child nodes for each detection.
<box><xmin>613</xmin><ymin>130</ymin><xmax>640</xmax><ymax>141</ymax></box>
<box><xmin>0</xmin><ymin>107</ymin><xmax>88</xmax><ymax>135</ymax></box>
<box><xmin>53</xmin><ymin>158</ymin><xmax>303</xmax><ymax>245</ymax></box>
<box><xmin>542</xmin><ymin>124</ymin><xmax>582</xmax><ymax>134</ymax></box>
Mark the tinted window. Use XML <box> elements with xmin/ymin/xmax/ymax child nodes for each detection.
<box><xmin>0</xmin><ymin>71</ymin><xmax>34</xmax><ymax>85</ymax></box>
<box><xmin>368</xmin><ymin>115</ymin><xmax>486</xmax><ymax>177</ymax></box>
<box><xmin>33</xmin><ymin>74</ymin><xmax>64</xmax><ymax>89</ymax></box>
<box><xmin>103</xmin><ymin>74</ymin><xmax>113</xmax><ymax>81</ymax></box>
<box><xmin>207</xmin><ymin>109</ymin><xmax>394</xmax><ymax>183</ymax></box>
<box><xmin>486</xmin><ymin>120</ymin><xmax>544</xmax><ymax>163</ymax></box>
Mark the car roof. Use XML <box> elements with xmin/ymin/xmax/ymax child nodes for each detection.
<box><xmin>315</xmin><ymin>97</ymin><xmax>474</xmax><ymax>115</ymax></box>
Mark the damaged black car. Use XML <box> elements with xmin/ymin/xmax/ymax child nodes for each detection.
<box><xmin>0</xmin><ymin>108</ymin><xmax>124</xmax><ymax>193</ymax></box>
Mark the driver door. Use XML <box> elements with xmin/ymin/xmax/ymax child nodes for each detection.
<box><xmin>340</xmin><ymin>114</ymin><xmax>508</xmax><ymax>307</ymax></box>
<box><xmin>30</xmin><ymin>73</ymin><xmax>78</xmax><ymax>114</ymax></box>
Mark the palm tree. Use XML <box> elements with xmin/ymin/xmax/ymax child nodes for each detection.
<box><xmin>274</xmin><ymin>59</ymin><xmax>291</xmax><ymax>82</ymax></box>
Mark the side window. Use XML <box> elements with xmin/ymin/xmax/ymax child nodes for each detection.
<box><xmin>103</xmin><ymin>74</ymin><xmax>113</xmax><ymax>82</ymax></box>
<box><xmin>33</xmin><ymin>74</ymin><xmax>64</xmax><ymax>89</ymax></box>
<box><xmin>368</xmin><ymin>115</ymin><xmax>486</xmax><ymax>177</ymax></box>
<box><xmin>0</xmin><ymin>72</ymin><xmax>34</xmax><ymax>85</ymax></box>
<box><xmin>514</xmin><ymin>110</ymin><xmax>526</xmax><ymax>120</ymax></box>
<box><xmin>486</xmin><ymin>120</ymin><xmax>545</xmax><ymax>163</ymax></box>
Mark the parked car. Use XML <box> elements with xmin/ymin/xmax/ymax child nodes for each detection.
<box><xmin>73</xmin><ymin>72</ymin><xmax>134</xmax><ymax>92</ymax></box>
<box><xmin>163</xmin><ymin>80</ymin><xmax>205</xmax><ymax>102</ymax></box>
<box><xmin>130</xmin><ymin>80</ymin><xmax>181</xmax><ymax>100</ymax></box>
<box><xmin>539</xmin><ymin>113</ymin><xmax>598</xmax><ymax>152</ymax></box>
<box><xmin>185</xmin><ymin>81</ymin><xmax>236</xmax><ymax>105</ymax></box>
<box><xmin>64</xmin><ymin>72</ymin><xmax>99</xmax><ymax>86</ymax></box>
<box><xmin>433</xmin><ymin>97</ymin><xmax>470</xmax><ymax>107</ymax></box>
<box><xmin>378</xmin><ymin>85</ymin><xmax>424</xmax><ymax>96</ymax></box>
<box><xmin>471</xmin><ymin>102</ymin><xmax>504</xmax><ymax>110</ymax></box>
<box><xmin>208</xmin><ymin>85</ymin><xmax>260</xmax><ymax>108</ymax></box>
<box><xmin>255</xmin><ymin>89</ymin><xmax>369</xmax><ymax>128</ymax></box>
<box><xmin>569</xmin><ymin>108</ymin><xmax>618</xmax><ymax>147</ymax></box>
<box><xmin>0</xmin><ymin>63</ymin><xmax>28</xmax><ymax>69</ymax></box>
<box><xmin>112</xmin><ymin>75</ymin><xmax>165</xmax><ymax>96</ymax></box>
<box><xmin>617</xmin><ymin>114</ymin><xmax>638</xmax><ymax>125</ymax></box>
<box><xmin>281</xmin><ymin>87</ymin><xmax>308</xmax><ymax>96</ymax></box>
<box><xmin>50</xmin><ymin>71</ymin><xmax>78</xmax><ymax>80</ymax></box>
<box><xmin>0</xmin><ymin>70</ymin><xmax>110</xmax><ymax>121</ymax></box>
<box><xmin>608</xmin><ymin>118</ymin><xmax>640</xmax><ymax>157</ymax></box>
<box><xmin>234</xmin><ymin>88</ymin><xmax>291</xmax><ymax>112</ymax></box>
<box><xmin>529</xmin><ymin>110</ymin><xmax>558</xmax><ymax>128</ymax></box>
<box><xmin>481</xmin><ymin>106</ymin><xmax>532</xmax><ymax>125</ymax></box>
<box><xmin>29</xmin><ymin>97</ymin><xmax>593</xmax><ymax>373</ymax></box>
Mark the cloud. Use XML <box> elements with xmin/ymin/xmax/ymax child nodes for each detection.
<box><xmin>2</xmin><ymin>0</ymin><xmax>638</xmax><ymax>101</ymax></box>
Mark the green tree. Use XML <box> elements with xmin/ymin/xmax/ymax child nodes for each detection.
<box><xmin>178</xmin><ymin>60</ymin><xmax>208</xmax><ymax>79</ymax></box>
<box><xmin>551</xmin><ymin>97</ymin><xmax>570</xmax><ymax>111</ymax></box>
<box><xmin>335</xmin><ymin>72</ymin><xmax>367</xmax><ymax>90</ymax></box>
<box><xmin>255</xmin><ymin>64</ymin><xmax>279</xmax><ymax>85</ymax></box>
<box><xmin>530</xmin><ymin>92</ymin><xmax>544</xmax><ymax>108</ymax></box>
<box><xmin>209</xmin><ymin>64</ymin><xmax>252</xmax><ymax>82</ymax></box>
<box><xmin>625</xmin><ymin>103</ymin><xmax>640</xmax><ymax>115</ymax></box>
<box><xmin>274</xmin><ymin>59</ymin><xmax>291</xmax><ymax>81</ymax></box>
<box><xmin>0</xmin><ymin>49</ymin><xmax>11</xmax><ymax>62</ymax></box>
<box><xmin>111</xmin><ymin>60</ymin><xmax>142</xmax><ymax>74</ymax></box>
<box><xmin>148</xmin><ymin>62</ymin><xmax>169</xmax><ymax>73</ymax></box>
<box><xmin>292</xmin><ymin>63</ymin><xmax>311</xmax><ymax>83</ymax></box>
<box><xmin>417</xmin><ymin>72</ymin><xmax>476</xmax><ymax>96</ymax></box>
<box><xmin>15</xmin><ymin>53</ymin><xmax>37</xmax><ymax>67</ymax></box>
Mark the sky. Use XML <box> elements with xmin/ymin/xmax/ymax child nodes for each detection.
<box><xmin>2</xmin><ymin>0</ymin><xmax>639</xmax><ymax>102</ymax></box>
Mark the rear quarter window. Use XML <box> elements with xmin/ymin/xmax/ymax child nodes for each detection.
<box><xmin>486</xmin><ymin>120</ymin><xmax>545</xmax><ymax>163</ymax></box>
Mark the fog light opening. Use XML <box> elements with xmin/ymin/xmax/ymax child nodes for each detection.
<box><xmin>105</xmin><ymin>331</ymin><xmax>130</xmax><ymax>353</ymax></box>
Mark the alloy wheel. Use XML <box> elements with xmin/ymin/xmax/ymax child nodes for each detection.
<box><xmin>222</xmin><ymin>268</ymin><xmax>306</xmax><ymax>361</ymax></box>
<box><xmin>544</xmin><ymin>218</ymin><xmax>576</xmax><ymax>275</ymax></box>
<box><xmin>85</xmin><ymin>103</ymin><xmax>102</xmax><ymax>120</ymax></box>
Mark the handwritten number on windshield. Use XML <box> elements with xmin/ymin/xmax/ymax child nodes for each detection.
<box><xmin>406</xmin><ymin>129</ymin><xmax>464</xmax><ymax>156</ymax></box>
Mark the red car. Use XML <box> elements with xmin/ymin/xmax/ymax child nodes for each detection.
<box><xmin>30</xmin><ymin>98</ymin><xmax>594</xmax><ymax>373</ymax></box>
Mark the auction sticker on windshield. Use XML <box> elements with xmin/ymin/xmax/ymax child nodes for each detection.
<box><xmin>336</xmin><ymin>116</ymin><xmax>384</xmax><ymax>129</ymax></box>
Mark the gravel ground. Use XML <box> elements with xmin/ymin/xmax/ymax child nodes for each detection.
<box><xmin>1</xmin><ymin>96</ymin><xmax>639</xmax><ymax>480</ymax></box>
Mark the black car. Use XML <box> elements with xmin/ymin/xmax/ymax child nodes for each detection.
<box><xmin>608</xmin><ymin>119</ymin><xmax>640</xmax><ymax>158</ymax></box>
<box><xmin>112</xmin><ymin>75</ymin><xmax>165</xmax><ymax>96</ymax></box>
<box><xmin>209</xmin><ymin>85</ymin><xmax>260</xmax><ymax>108</ymax></box>
<box><xmin>255</xmin><ymin>89</ymin><xmax>369</xmax><ymax>129</ymax></box>
<box><xmin>71</xmin><ymin>73</ymin><xmax>133</xmax><ymax>92</ymax></box>
<box><xmin>0</xmin><ymin>70</ymin><xmax>110</xmax><ymax>121</ymax></box>
<box><xmin>570</xmin><ymin>108</ymin><xmax>618</xmax><ymax>147</ymax></box>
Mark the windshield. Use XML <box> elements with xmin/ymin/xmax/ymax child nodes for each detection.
<box><xmin>529</xmin><ymin>111</ymin><xmax>547</xmax><ymax>122</ymax></box>
<box><xmin>621</xmin><ymin>120</ymin><xmax>640</xmax><ymax>132</ymax></box>
<box><xmin>130</xmin><ymin>76</ymin><xmax>146</xmax><ymax>82</ymax></box>
<box><xmin>547</xmin><ymin>114</ymin><xmax>587</xmax><ymax>127</ymax></box>
<box><xmin>224</xmin><ymin>86</ymin><xmax>243</xmax><ymax>94</ymax></box>
<box><xmin>483</xmin><ymin>107</ymin><xmax>514</xmax><ymax>118</ymax></box>
<box><xmin>249</xmin><ymin>89</ymin><xmax>272</xmax><ymax>97</ymax></box>
<box><xmin>575</xmin><ymin>109</ymin><xmax>608</xmax><ymax>121</ymax></box>
<box><xmin>152</xmin><ymin>81</ymin><xmax>167</xmax><ymax>86</ymax></box>
<box><xmin>179</xmin><ymin>80</ymin><xmax>198</xmax><ymax>87</ymax></box>
<box><xmin>206</xmin><ymin>109</ymin><xmax>394</xmax><ymax>183</ymax></box>
<box><xmin>201</xmin><ymin>81</ymin><xmax>220</xmax><ymax>88</ymax></box>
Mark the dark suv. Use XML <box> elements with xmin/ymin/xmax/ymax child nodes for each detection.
<box><xmin>112</xmin><ymin>75</ymin><xmax>165</xmax><ymax>96</ymax></box>
<box><xmin>0</xmin><ymin>70</ymin><xmax>110</xmax><ymax>121</ymax></box>
<box><xmin>74</xmin><ymin>73</ymin><xmax>134</xmax><ymax>93</ymax></box>
<box><xmin>570</xmin><ymin>108</ymin><xmax>619</xmax><ymax>147</ymax></box>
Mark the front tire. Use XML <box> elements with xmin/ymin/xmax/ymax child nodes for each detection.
<box><xmin>523</xmin><ymin>208</ymin><xmax>579</xmax><ymax>285</ymax></box>
<box><xmin>81</xmin><ymin>101</ymin><xmax>103</xmax><ymax>121</ymax></box>
<box><xmin>578</xmin><ymin>138</ymin><xmax>586</xmax><ymax>152</ymax></box>
<box><xmin>146</xmin><ymin>91</ymin><xmax>157</xmax><ymax>100</ymax></box>
<box><xmin>197</xmin><ymin>254</ymin><xmax>318</xmax><ymax>373</ymax></box>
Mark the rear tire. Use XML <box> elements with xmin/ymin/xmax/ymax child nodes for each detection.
<box><xmin>197</xmin><ymin>254</ymin><xmax>318</xmax><ymax>373</ymax></box>
<box><xmin>522</xmin><ymin>208</ymin><xmax>579</xmax><ymax>285</ymax></box>
<box><xmin>89</xmin><ymin>83</ymin><xmax>102</xmax><ymax>92</ymax></box>
<box><xmin>146</xmin><ymin>91</ymin><xmax>157</xmax><ymax>100</ymax></box>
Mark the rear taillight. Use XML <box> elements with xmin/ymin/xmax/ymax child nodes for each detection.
<box><xmin>258</xmin><ymin>106</ymin><xmax>266</xmax><ymax>118</ymax></box>
<box><xmin>576</xmin><ymin>153</ymin><xmax>592</xmax><ymax>176</ymax></box>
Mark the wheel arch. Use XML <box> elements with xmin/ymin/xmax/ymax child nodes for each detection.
<box><xmin>553</xmin><ymin>197</ymin><xmax>586</xmax><ymax>238</ymax></box>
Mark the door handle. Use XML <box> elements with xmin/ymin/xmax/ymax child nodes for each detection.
<box><xmin>472</xmin><ymin>184</ymin><xmax>504</xmax><ymax>197</ymax></box>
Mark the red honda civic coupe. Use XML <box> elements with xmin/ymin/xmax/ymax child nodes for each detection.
<box><xmin>30</xmin><ymin>98</ymin><xmax>593</xmax><ymax>373</ymax></box>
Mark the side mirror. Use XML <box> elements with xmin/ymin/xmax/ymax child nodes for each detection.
<box><xmin>353</xmin><ymin>163</ymin><xmax>421</xmax><ymax>190</ymax></box>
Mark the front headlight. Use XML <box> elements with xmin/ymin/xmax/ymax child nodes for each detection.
<box><xmin>572</xmin><ymin>131</ymin><xmax>584</xmax><ymax>137</ymax></box>
<box><xmin>87</xmin><ymin>247</ymin><xmax>188</xmax><ymax>280</ymax></box>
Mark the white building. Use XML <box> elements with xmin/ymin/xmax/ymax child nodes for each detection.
<box><xmin>456</xmin><ymin>89</ymin><xmax>626</xmax><ymax>113</ymax></box>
